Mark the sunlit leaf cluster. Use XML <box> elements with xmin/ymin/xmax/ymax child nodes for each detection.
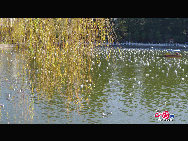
<box><xmin>0</xmin><ymin>18</ymin><xmax>115</xmax><ymax>106</ymax></box>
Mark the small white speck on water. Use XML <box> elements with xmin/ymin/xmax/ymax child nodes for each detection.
<box><xmin>174</xmin><ymin>70</ymin><xmax>177</xmax><ymax>75</ymax></box>
<box><xmin>0</xmin><ymin>104</ymin><xmax>4</xmax><ymax>108</ymax></box>
<box><xmin>138</xmin><ymin>81</ymin><xmax>141</xmax><ymax>85</ymax></box>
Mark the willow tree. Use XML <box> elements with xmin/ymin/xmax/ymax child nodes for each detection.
<box><xmin>0</xmin><ymin>18</ymin><xmax>115</xmax><ymax>106</ymax></box>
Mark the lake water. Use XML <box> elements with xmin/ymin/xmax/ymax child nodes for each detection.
<box><xmin>0</xmin><ymin>46</ymin><xmax>187</xmax><ymax>124</ymax></box>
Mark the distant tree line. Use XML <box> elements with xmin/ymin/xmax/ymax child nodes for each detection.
<box><xmin>111</xmin><ymin>18</ymin><xmax>188</xmax><ymax>43</ymax></box>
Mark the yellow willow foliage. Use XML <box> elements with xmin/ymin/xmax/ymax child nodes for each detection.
<box><xmin>0</xmin><ymin>18</ymin><xmax>115</xmax><ymax>105</ymax></box>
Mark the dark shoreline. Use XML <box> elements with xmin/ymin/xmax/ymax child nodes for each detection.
<box><xmin>103</xmin><ymin>42</ymin><xmax>188</xmax><ymax>50</ymax></box>
<box><xmin>1</xmin><ymin>43</ymin><xmax>188</xmax><ymax>51</ymax></box>
<box><xmin>114</xmin><ymin>45</ymin><xmax>188</xmax><ymax>50</ymax></box>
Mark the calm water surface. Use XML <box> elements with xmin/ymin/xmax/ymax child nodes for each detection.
<box><xmin>0</xmin><ymin>47</ymin><xmax>187</xmax><ymax>124</ymax></box>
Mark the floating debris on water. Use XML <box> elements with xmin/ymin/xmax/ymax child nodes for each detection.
<box><xmin>0</xmin><ymin>104</ymin><xmax>4</xmax><ymax>108</ymax></box>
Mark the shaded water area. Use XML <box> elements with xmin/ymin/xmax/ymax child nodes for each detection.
<box><xmin>0</xmin><ymin>46</ymin><xmax>187</xmax><ymax>124</ymax></box>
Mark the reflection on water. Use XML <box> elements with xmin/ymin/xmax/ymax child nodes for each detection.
<box><xmin>0</xmin><ymin>47</ymin><xmax>187</xmax><ymax>123</ymax></box>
